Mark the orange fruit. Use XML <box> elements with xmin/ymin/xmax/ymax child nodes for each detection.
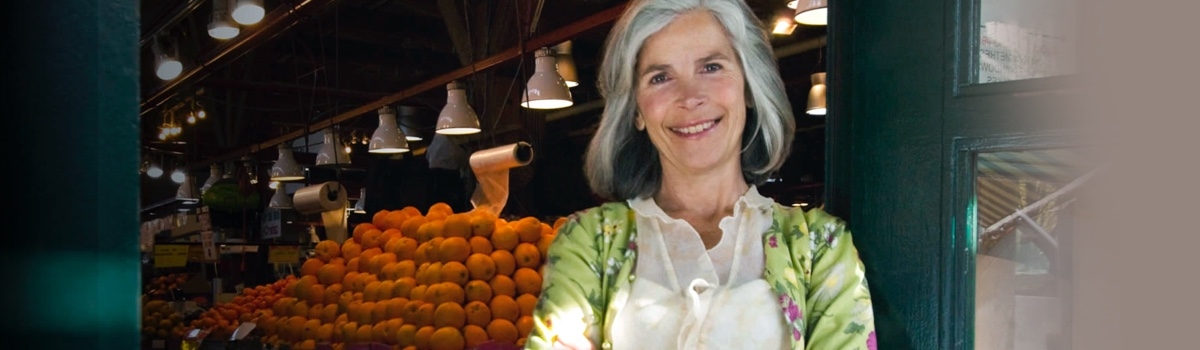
<box><xmin>395</xmin><ymin>324</ymin><xmax>418</xmax><ymax>347</ymax></box>
<box><xmin>464</xmin><ymin>300</ymin><xmax>492</xmax><ymax>327</ymax></box>
<box><xmin>371</xmin><ymin>321</ymin><xmax>388</xmax><ymax>343</ymax></box>
<box><xmin>323</xmin><ymin>285</ymin><xmax>343</xmax><ymax>307</ymax></box>
<box><xmin>401</xmin><ymin>216</ymin><xmax>428</xmax><ymax>240</ymax></box>
<box><xmin>359</xmin><ymin>247</ymin><xmax>384</xmax><ymax>264</ymax></box>
<box><xmin>537</xmin><ymin>234</ymin><xmax>555</xmax><ymax>260</ymax></box>
<box><xmin>317</xmin><ymin>263</ymin><xmax>346</xmax><ymax>285</ymax></box>
<box><xmin>516</xmin><ymin>315</ymin><xmax>534</xmax><ymax>338</ymax></box>
<box><xmin>409</xmin><ymin>285</ymin><xmax>428</xmax><ymax>303</ymax></box>
<box><xmin>469</xmin><ymin>236</ymin><xmax>494</xmax><ymax>255</ymax></box>
<box><xmin>394</xmin><ymin>237</ymin><xmax>419</xmax><ymax>261</ymax></box>
<box><xmin>379</xmin><ymin>262</ymin><xmax>401</xmax><ymax>281</ymax></box>
<box><xmin>464</xmin><ymin>280</ymin><xmax>493</xmax><ymax>304</ymax></box>
<box><xmin>428</xmin><ymin>202</ymin><xmax>453</xmax><ymax>216</ymax></box>
<box><xmin>438</xmin><ymin>282</ymin><xmax>465</xmax><ymax>305</ymax></box>
<box><xmin>354</xmin><ymin>222</ymin><xmax>378</xmax><ymax>242</ymax></box>
<box><xmin>514</xmin><ymin>217</ymin><xmax>543</xmax><ymax>243</ymax></box>
<box><xmin>396</xmin><ymin>260</ymin><xmax>417</xmax><ymax>279</ymax></box>
<box><xmin>462</xmin><ymin>324</ymin><xmax>489</xmax><ymax>348</ymax></box>
<box><xmin>426</xmin><ymin>238</ymin><xmax>445</xmax><ymax>263</ymax></box>
<box><xmin>441</xmin><ymin>261</ymin><xmax>470</xmax><ymax>286</ymax></box>
<box><xmin>308</xmin><ymin>284</ymin><xmax>326</xmax><ymax>304</ymax></box>
<box><xmin>442</xmin><ymin>213</ymin><xmax>473</xmax><ymax>238</ymax></box>
<box><xmin>490</xmin><ymin>295</ymin><xmax>520</xmax><ymax>322</ymax></box>
<box><xmin>315</xmin><ymin>240</ymin><xmax>342</xmax><ymax>262</ymax></box>
<box><xmin>413</xmin><ymin>243</ymin><xmax>430</xmax><ymax>266</ymax></box>
<box><xmin>491</xmin><ymin>225</ymin><xmax>519</xmax><ymax>251</ymax></box>
<box><xmin>316</xmin><ymin>323</ymin><xmax>335</xmax><ymax>343</ymax></box>
<box><xmin>321</xmin><ymin>303</ymin><xmax>339</xmax><ymax>323</ymax></box>
<box><xmin>361</xmin><ymin>228</ymin><xmax>384</xmax><ymax>250</ymax></box>
<box><xmin>424</xmin><ymin>262</ymin><xmax>444</xmax><ymax>286</ymax></box>
<box><xmin>356</xmin><ymin>324</ymin><xmax>374</xmax><ymax>345</ymax></box>
<box><xmin>425</xmin><ymin>211</ymin><xmax>448</xmax><ymax>222</ymax></box>
<box><xmin>386</xmin><ymin>298</ymin><xmax>406</xmax><ymax>320</ymax></box>
<box><xmin>486</xmin><ymin>319</ymin><xmax>519</xmax><ymax>345</ymax></box>
<box><xmin>342</xmin><ymin>272</ymin><xmax>360</xmax><ymax>288</ymax></box>
<box><xmin>489</xmin><ymin>275</ymin><xmax>517</xmax><ymax>298</ymax></box>
<box><xmin>465</xmin><ymin>253</ymin><xmax>497</xmax><ymax>281</ymax></box>
<box><xmin>341</xmin><ymin>240</ymin><xmax>363</xmax><ymax>260</ymax></box>
<box><xmin>513</xmin><ymin>243</ymin><xmax>541</xmax><ymax>269</ymax></box>
<box><xmin>552</xmin><ymin>217</ymin><xmax>568</xmax><ymax>231</ymax></box>
<box><xmin>372</xmin><ymin>210</ymin><xmax>390</xmax><ymax>229</ymax></box>
<box><xmin>384</xmin><ymin>319</ymin><xmax>404</xmax><ymax>344</ymax></box>
<box><xmin>516</xmin><ymin>294</ymin><xmax>539</xmax><ymax>317</ymax></box>
<box><xmin>430</xmin><ymin>327</ymin><xmax>464</xmax><ymax>350</ymax></box>
<box><xmin>300</xmin><ymin>258</ymin><xmax>325</xmax><ymax>277</ymax></box>
<box><xmin>346</xmin><ymin>257</ymin><xmax>361</xmax><ymax>273</ymax></box>
<box><xmin>513</xmin><ymin>268</ymin><xmax>543</xmax><ymax>295</ymax></box>
<box><xmin>401</xmin><ymin>300</ymin><xmax>423</xmax><ymax>322</ymax></box>
<box><xmin>418</xmin><ymin>221</ymin><xmax>445</xmax><ymax>243</ymax></box>
<box><xmin>490</xmin><ymin>250</ymin><xmax>517</xmax><ymax>276</ymax></box>
<box><xmin>415</xmin><ymin>303</ymin><xmax>435</xmax><ymax>327</ymax></box>
<box><xmin>295</xmin><ymin>339</ymin><xmax>317</xmax><ymax>350</ymax></box>
<box><xmin>439</xmin><ymin>237</ymin><xmax>471</xmax><ymax>263</ymax></box>
<box><xmin>469</xmin><ymin>213</ymin><xmax>496</xmax><ymax>238</ymax></box>
<box><xmin>339</xmin><ymin>321</ymin><xmax>359</xmax><ymax>344</ymax></box>
<box><xmin>377</xmin><ymin>280</ymin><xmax>395</xmax><ymax>300</ymax></box>
<box><xmin>393</xmin><ymin>277</ymin><xmax>416</xmax><ymax>299</ymax></box>
<box><xmin>383</xmin><ymin>211</ymin><xmax>410</xmax><ymax>231</ymax></box>
<box><xmin>369</xmin><ymin>252</ymin><xmax>398</xmax><ymax>275</ymax></box>
<box><xmin>400</xmin><ymin>206</ymin><xmax>423</xmax><ymax>218</ymax></box>
<box><xmin>433</xmin><ymin>302</ymin><xmax>466</xmax><ymax>328</ymax></box>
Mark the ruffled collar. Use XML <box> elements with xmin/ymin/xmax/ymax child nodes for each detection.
<box><xmin>627</xmin><ymin>184</ymin><xmax>774</xmax><ymax>223</ymax></box>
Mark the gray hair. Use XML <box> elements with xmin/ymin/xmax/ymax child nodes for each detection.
<box><xmin>584</xmin><ymin>0</ymin><xmax>796</xmax><ymax>201</ymax></box>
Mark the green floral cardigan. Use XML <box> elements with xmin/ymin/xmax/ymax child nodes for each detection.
<box><xmin>526</xmin><ymin>202</ymin><xmax>876</xmax><ymax>349</ymax></box>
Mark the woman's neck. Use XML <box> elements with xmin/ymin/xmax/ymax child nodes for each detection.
<box><xmin>654</xmin><ymin>165</ymin><xmax>749</xmax><ymax>247</ymax></box>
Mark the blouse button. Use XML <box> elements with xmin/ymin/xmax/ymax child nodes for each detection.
<box><xmin>628</xmin><ymin>274</ymin><xmax>636</xmax><ymax>282</ymax></box>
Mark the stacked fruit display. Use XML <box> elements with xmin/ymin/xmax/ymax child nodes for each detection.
<box><xmin>257</xmin><ymin>203</ymin><xmax>563</xmax><ymax>350</ymax></box>
<box><xmin>144</xmin><ymin>272</ymin><xmax>191</xmax><ymax>300</ymax></box>
<box><xmin>188</xmin><ymin>277</ymin><xmax>292</xmax><ymax>341</ymax></box>
<box><xmin>143</xmin><ymin>299</ymin><xmax>187</xmax><ymax>340</ymax></box>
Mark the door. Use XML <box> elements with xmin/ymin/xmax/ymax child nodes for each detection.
<box><xmin>826</xmin><ymin>0</ymin><xmax>1079</xmax><ymax>348</ymax></box>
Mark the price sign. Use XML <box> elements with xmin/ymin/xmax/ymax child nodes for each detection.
<box><xmin>268</xmin><ymin>245</ymin><xmax>300</xmax><ymax>264</ymax></box>
<box><xmin>154</xmin><ymin>244</ymin><xmax>189</xmax><ymax>268</ymax></box>
<box><xmin>261</xmin><ymin>208</ymin><xmax>282</xmax><ymax>239</ymax></box>
<box><xmin>200</xmin><ymin>231</ymin><xmax>218</xmax><ymax>261</ymax></box>
<box><xmin>196</xmin><ymin>206</ymin><xmax>212</xmax><ymax>232</ymax></box>
<box><xmin>187</xmin><ymin>245</ymin><xmax>205</xmax><ymax>262</ymax></box>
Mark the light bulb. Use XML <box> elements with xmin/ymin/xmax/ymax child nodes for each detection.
<box><xmin>158</xmin><ymin>133</ymin><xmax>167</xmax><ymax>141</ymax></box>
<box><xmin>232</xmin><ymin>0</ymin><xmax>265</xmax><ymax>25</ymax></box>
<box><xmin>171</xmin><ymin>169</ymin><xmax>186</xmax><ymax>184</ymax></box>
<box><xmin>187</xmin><ymin>115</ymin><xmax>197</xmax><ymax>124</ymax></box>
<box><xmin>147</xmin><ymin>165</ymin><xmax>164</xmax><ymax>178</ymax></box>
<box><xmin>198</xmin><ymin>110</ymin><xmax>206</xmax><ymax>119</ymax></box>
<box><xmin>344</xmin><ymin>145</ymin><xmax>352</xmax><ymax>154</ymax></box>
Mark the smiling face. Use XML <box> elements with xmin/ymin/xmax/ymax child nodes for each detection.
<box><xmin>635</xmin><ymin>10</ymin><xmax>747</xmax><ymax>182</ymax></box>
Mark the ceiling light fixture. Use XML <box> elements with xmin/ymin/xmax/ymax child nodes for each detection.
<box><xmin>200</xmin><ymin>164</ymin><xmax>222</xmax><ymax>195</ymax></box>
<box><xmin>147</xmin><ymin>162</ymin><xmax>164</xmax><ymax>178</ymax></box>
<box><xmin>152</xmin><ymin>39</ymin><xmax>183</xmax><ymax>81</ymax></box>
<box><xmin>352</xmin><ymin>188</ymin><xmax>366</xmax><ymax>214</ymax></box>
<box><xmin>521</xmin><ymin>47</ymin><xmax>574</xmax><ymax>109</ymax></box>
<box><xmin>268</xmin><ymin>184</ymin><xmax>293</xmax><ymax>209</ymax></box>
<box><xmin>315</xmin><ymin>128</ymin><xmax>351</xmax><ymax>167</ymax></box>
<box><xmin>270</xmin><ymin>144</ymin><xmax>305</xmax><ymax>181</ymax></box>
<box><xmin>554</xmin><ymin>41</ymin><xmax>579</xmax><ymax>88</ymax></box>
<box><xmin>207</xmin><ymin>0</ymin><xmax>240</xmax><ymax>40</ymax></box>
<box><xmin>369</xmin><ymin>106</ymin><xmax>411</xmax><ymax>154</ymax></box>
<box><xmin>398</xmin><ymin>106</ymin><xmax>423</xmax><ymax>141</ymax></box>
<box><xmin>794</xmin><ymin>0</ymin><xmax>828</xmax><ymax>26</ymax></box>
<box><xmin>232</xmin><ymin>0</ymin><xmax>265</xmax><ymax>25</ymax></box>
<box><xmin>177</xmin><ymin>174</ymin><xmax>199</xmax><ymax>204</ymax></box>
<box><xmin>436</xmin><ymin>81</ymin><xmax>481</xmax><ymax>135</ymax></box>
<box><xmin>170</xmin><ymin>168</ymin><xmax>186</xmax><ymax>184</ymax></box>
<box><xmin>807</xmin><ymin>72</ymin><xmax>827</xmax><ymax>116</ymax></box>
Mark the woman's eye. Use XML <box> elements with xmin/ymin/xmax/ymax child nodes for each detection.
<box><xmin>702</xmin><ymin>63</ymin><xmax>723</xmax><ymax>73</ymax></box>
<box><xmin>649</xmin><ymin>73</ymin><xmax>667</xmax><ymax>85</ymax></box>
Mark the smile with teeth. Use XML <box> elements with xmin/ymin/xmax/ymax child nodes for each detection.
<box><xmin>670</xmin><ymin>119</ymin><xmax>720</xmax><ymax>135</ymax></box>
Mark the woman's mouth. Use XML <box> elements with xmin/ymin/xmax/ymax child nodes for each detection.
<box><xmin>670</xmin><ymin>118</ymin><xmax>720</xmax><ymax>136</ymax></box>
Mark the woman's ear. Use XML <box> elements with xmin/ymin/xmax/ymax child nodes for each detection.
<box><xmin>634</xmin><ymin>116</ymin><xmax>646</xmax><ymax>131</ymax></box>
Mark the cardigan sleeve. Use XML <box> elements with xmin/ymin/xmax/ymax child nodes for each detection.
<box><xmin>526</xmin><ymin>207</ymin><xmax>609</xmax><ymax>350</ymax></box>
<box><xmin>802</xmin><ymin>209</ymin><xmax>877</xmax><ymax>350</ymax></box>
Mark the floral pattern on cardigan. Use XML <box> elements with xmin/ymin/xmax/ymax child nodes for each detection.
<box><xmin>526</xmin><ymin>202</ymin><xmax>875</xmax><ymax>350</ymax></box>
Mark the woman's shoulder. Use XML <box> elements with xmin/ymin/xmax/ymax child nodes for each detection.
<box><xmin>564</xmin><ymin>202</ymin><xmax>635</xmax><ymax>223</ymax></box>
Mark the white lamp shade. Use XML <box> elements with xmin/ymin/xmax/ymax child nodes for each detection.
<box><xmin>398</xmin><ymin>106</ymin><xmax>423</xmax><ymax>141</ymax></box>
<box><xmin>207</xmin><ymin>19</ymin><xmax>239</xmax><ymax>39</ymax></box>
<box><xmin>554</xmin><ymin>41</ymin><xmax>579</xmax><ymax>88</ymax></box>
<box><xmin>268</xmin><ymin>185</ymin><xmax>293</xmax><ymax>209</ymax></box>
<box><xmin>369</xmin><ymin>106</ymin><xmax>411</xmax><ymax>153</ymax></box>
<box><xmin>176</xmin><ymin>175</ymin><xmax>199</xmax><ymax>202</ymax></box>
<box><xmin>794</xmin><ymin>0</ymin><xmax>828</xmax><ymax>25</ymax></box>
<box><xmin>353</xmin><ymin>188</ymin><xmax>366</xmax><ymax>214</ymax></box>
<box><xmin>807</xmin><ymin>72</ymin><xmax>827</xmax><ymax>116</ymax></box>
<box><xmin>200</xmin><ymin>164</ymin><xmax>222</xmax><ymax>194</ymax></box>
<box><xmin>521</xmin><ymin>48</ymin><xmax>574</xmax><ymax>109</ymax></box>
<box><xmin>155</xmin><ymin>57</ymin><xmax>183</xmax><ymax>81</ymax></box>
<box><xmin>232</xmin><ymin>0</ymin><xmax>265</xmax><ymax>25</ymax></box>
<box><xmin>147</xmin><ymin>164</ymin><xmax>164</xmax><ymax>178</ymax></box>
<box><xmin>436</xmin><ymin>81</ymin><xmax>481</xmax><ymax>135</ymax></box>
<box><xmin>270</xmin><ymin>146</ymin><xmax>305</xmax><ymax>181</ymax></box>
<box><xmin>315</xmin><ymin>130</ymin><xmax>352</xmax><ymax>166</ymax></box>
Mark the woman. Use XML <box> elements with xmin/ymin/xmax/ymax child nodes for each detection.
<box><xmin>527</xmin><ymin>0</ymin><xmax>875</xmax><ymax>349</ymax></box>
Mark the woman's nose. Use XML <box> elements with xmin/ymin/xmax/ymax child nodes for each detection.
<box><xmin>677</xmin><ymin>79</ymin><xmax>706</xmax><ymax>110</ymax></box>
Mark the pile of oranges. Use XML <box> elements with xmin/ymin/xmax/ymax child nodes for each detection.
<box><xmin>253</xmin><ymin>203</ymin><xmax>563</xmax><ymax>350</ymax></box>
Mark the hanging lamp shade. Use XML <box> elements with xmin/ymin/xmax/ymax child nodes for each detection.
<box><xmin>176</xmin><ymin>174</ymin><xmax>199</xmax><ymax>203</ymax></box>
<box><xmin>554</xmin><ymin>41</ymin><xmax>580</xmax><ymax>88</ymax></box>
<box><xmin>207</xmin><ymin>0</ymin><xmax>239</xmax><ymax>39</ymax></box>
<box><xmin>268</xmin><ymin>184</ymin><xmax>293</xmax><ymax>209</ymax></box>
<box><xmin>436</xmin><ymin>81</ymin><xmax>481</xmax><ymax>135</ymax></box>
<box><xmin>352</xmin><ymin>188</ymin><xmax>366</xmax><ymax>214</ymax></box>
<box><xmin>316</xmin><ymin>129</ymin><xmax>352</xmax><ymax>166</ymax></box>
<box><xmin>794</xmin><ymin>0</ymin><xmax>828</xmax><ymax>26</ymax></box>
<box><xmin>807</xmin><ymin>72</ymin><xmax>827</xmax><ymax>116</ymax></box>
<box><xmin>152</xmin><ymin>40</ymin><xmax>182</xmax><ymax>81</ymax></box>
<box><xmin>200</xmin><ymin>163</ymin><xmax>222</xmax><ymax>195</ymax></box>
<box><xmin>232</xmin><ymin>0</ymin><xmax>265</xmax><ymax>25</ymax></box>
<box><xmin>369</xmin><ymin>106</ymin><xmax>411</xmax><ymax>154</ymax></box>
<box><xmin>270</xmin><ymin>144</ymin><xmax>305</xmax><ymax>181</ymax></box>
<box><xmin>521</xmin><ymin>47</ymin><xmax>574</xmax><ymax>109</ymax></box>
<box><xmin>397</xmin><ymin>106</ymin><xmax>423</xmax><ymax>141</ymax></box>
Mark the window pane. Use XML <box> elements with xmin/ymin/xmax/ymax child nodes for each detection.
<box><xmin>978</xmin><ymin>0</ymin><xmax>1077</xmax><ymax>83</ymax></box>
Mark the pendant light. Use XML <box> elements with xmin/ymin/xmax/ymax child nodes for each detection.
<box><xmin>554</xmin><ymin>41</ymin><xmax>579</xmax><ymax>88</ymax></box>
<box><xmin>152</xmin><ymin>39</ymin><xmax>182</xmax><ymax>81</ymax></box>
<box><xmin>806</xmin><ymin>72</ymin><xmax>827</xmax><ymax>116</ymax></box>
<box><xmin>268</xmin><ymin>184</ymin><xmax>293</xmax><ymax>209</ymax></box>
<box><xmin>200</xmin><ymin>163</ymin><xmax>222</xmax><ymax>195</ymax></box>
<box><xmin>369</xmin><ymin>106</ymin><xmax>411</xmax><ymax>154</ymax></box>
<box><xmin>397</xmin><ymin>106</ymin><xmax>423</xmax><ymax>141</ymax></box>
<box><xmin>352</xmin><ymin>188</ymin><xmax>366</xmax><ymax>214</ymax></box>
<box><xmin>232</xmin><ymin>0</ymin><xmax>265</xmax><ymax>25</ymax></box>
<box><xmin>170</xmin><ymin>168</ymin><xmax>187</xmax><ymax>184</ymax></box>
<box><xmin>315</xmin><ymin>129</ymin><xmax>351</xmax><ymax>167</ymax></box>
<box><xmin>176</xmin><ymin>174</ymin><xmax>199</xmax><ymax>203</ymax></box>
<box><xmin>270</xmin><ymin>144</ymin><xmax>305</xmax><ymax>181</ymax></box>
<box><xmin>207</xmin><ymin>0</ymin><xmax>239</xmax><ymax>39</ymax></box>
<box><xmin>794</xmin><ymin>0</ymin><xmax>828</xmax><ymax>26</ymax></box>
<box><xmin>521</xmin><ymin>47</ymin><xmax>574</xmax><ymax>109</ymax></box>
<box><xmin>436</xmin><ymin>81</ymin><xmax>481</xmax><ymax>135</ymax></box>
<box><xmin>146</xmin><ymin>160</ymin><xmax>164</xmax><ymax>178</ymax></box>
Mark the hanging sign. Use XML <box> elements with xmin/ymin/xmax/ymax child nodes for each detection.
<box><xmin>268</xmin><ymin>246</ymin><xmax>300</xmax><ymax>264</ymax></box>
<box><xmin>154</xmin><ymin>244</ymin><xmax>189</xmax><ymax>268</ymax></box>
<box><xmin>200</xmin><ymin>231</ymin><xmax>219</xmax><ymax>261</ymax></box>
<box><xmin>261</xmin><ymin>208</ymin><xmax>282</xmax><ymax>239</ymax></box>
<box><xmin>196</xmin><ymin>206</ymin><xmax>212</xmax><ymax>232</ymax></box>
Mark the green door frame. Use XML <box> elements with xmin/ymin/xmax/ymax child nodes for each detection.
<box><xmin>826</xmin><ymin>0</ymin><xmax>1077</xmax><ymax>348</ymax></box>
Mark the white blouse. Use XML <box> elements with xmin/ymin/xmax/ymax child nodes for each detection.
<box><xmin>611</xmin><ymin>186</ymin><xmax>789</xmax><ymax>350</ymax></box>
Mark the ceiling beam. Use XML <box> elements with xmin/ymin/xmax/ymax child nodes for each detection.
<box><xmin>140</xmin><ymin>0</ymin><xmax>206</xmax><ymax>48</ymax></box>
<box><xmin>189</xmin><ymin>1</ymin><xmax>629</xmax><ymax>170</ymax></box>
<box><xmin>197</xmin><ymin>78</ymin><xmax>388</xmax><ymax>100</ymax></box>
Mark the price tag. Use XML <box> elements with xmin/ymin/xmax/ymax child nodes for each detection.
<box><xmin>268</xmin><ymin>246</ymin><xmax>300</xmax><ymax>264</ymax></box>
<box><xmin>261</xmin><ymin>208</ymin><xmax>282</xmax><ymax>239</ymax></box>
<box><xmin>153</xmin><ymin>245</ymin><xmax>189</xmax><ymax>268</ymax></box>
<box><xmin>197</xmin><ymin>206</ymin><xmax>212</xmax><ymax>232</ymax></box>
<box><xmin>187</xmin><ymin>245</ymin><xmax>205</xmax><ymax>262</ymax></box>
<box><xmin>200</xmin><ymin>231</ymin><xmax>218</xmax><ymax>261</ymax></box>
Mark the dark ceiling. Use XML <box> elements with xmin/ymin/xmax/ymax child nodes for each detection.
<box><xmin>138</xmin><ymin>0</ymin><xmax>829</xmax><ymax>217</ymax></box>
